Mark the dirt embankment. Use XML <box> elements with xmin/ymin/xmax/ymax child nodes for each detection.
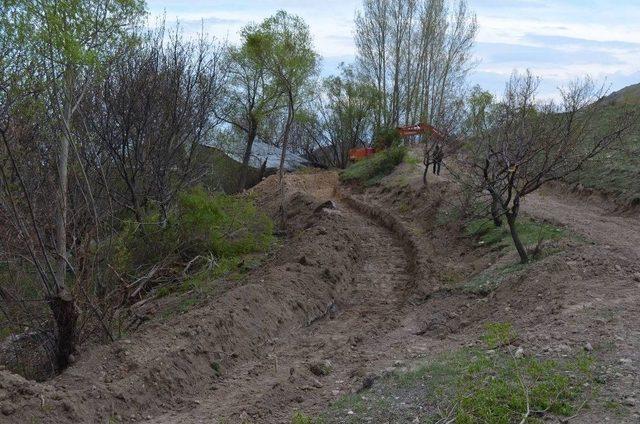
<box><xmin>3</xmin><ymin>164</ymin><xmax>640</xmax><ymax>423</ymax></box>
<box><xmin>0</xmin><ymin>172</ymin><xmax>368</xmax><ymax>423</ymax></box>
<box><xmin>354</xmin><ymin>162</ymin><xmax>640</xmax><ymax>423</ymax></box>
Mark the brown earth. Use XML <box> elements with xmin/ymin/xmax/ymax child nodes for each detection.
<box><xmin>1</xmin><ymin>161</ymin><xmax>639</xmax><ymax>423</ymax></box>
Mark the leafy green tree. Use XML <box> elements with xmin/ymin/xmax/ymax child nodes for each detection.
<box><xmin>242</xmin><ymin>11</ymin><xmax>319</xmax><ymax>223</ymax></box>
<box><xmin>218</xmin><ymin>39</ymin><xmax>283</xmax><ymax>191</ymax></box>
<box><xmin>2</xmin><ymin>0</ymin><xmax>144</xmax><ymax>370</ymax></box>
<box><xmin>375</xmin><ymin>127</ymin><xmax>402</xmax><ymax>149</ymax></box>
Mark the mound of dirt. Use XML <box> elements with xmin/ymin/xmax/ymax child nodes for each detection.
<box><xmin>6</xmin><ymin>160</ymin><xmax>638</xmax><ymax>423</ymax></box>
<box><xmin>0</xmin><ymin>171</ymin><xmax>361</xmax><ymax>424</ymax></box>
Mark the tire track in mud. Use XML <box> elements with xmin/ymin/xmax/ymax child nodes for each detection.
<box><xmin>148</xmin><ymin>189</ymin><xmax>421</xmax><ymax>423</ymax></box>
<box><xmin>338</xmin><ymin>189</ymin><xmax>422</xmax><ymax>296</ymax></box>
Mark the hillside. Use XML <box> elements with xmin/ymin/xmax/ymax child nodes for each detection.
<box><xmin>567</xmin><ymin>83</ymin><xmax>640</xmax><ymax>207</ymax></box>
<box><xmin>599</xmin><ymin>83</ymin><xmax>640</xmax><ymax>106</ymax></box>
<box><xmin>2</xmin><ymin>153</ymin><xmax>640</xmax><ymax>423</ymax></box>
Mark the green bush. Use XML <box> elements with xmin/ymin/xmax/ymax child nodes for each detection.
<box><xmin>374</xmin><ymin>127</ymin><xmax>402</xmax><ymax>149</ymax></box>
<box><xmin>177</xmin><ymin>188</ymin><xmax>273</xmax><ymax>257</ymax></box>
<box><xmin>109</xmin><ymin>188</ymin><xmax>274</xmax><ymax>291</ymax></box>
<box><xmin>340</xmin><ymin>145</ymin><xmax>407</xmax><ymax>185</ymax></box>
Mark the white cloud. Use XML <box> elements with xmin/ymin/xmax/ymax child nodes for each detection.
<box><xmin>147</xmin><ymin>0</ymin><xmax>640</xmax><ymax>98</ymax></box>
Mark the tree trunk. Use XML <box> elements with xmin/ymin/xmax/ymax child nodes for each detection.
<box><xmin>49</xmin><ymin>289</ymin><xmax>78</xmax><ymax>370</ymax></box>
<box><xmin>238</xmin><ymin>122</ymin><xmax>258</xmax><ymax>192</ymax></box>
<box><xmin>258</xmin><ymin>158</ymin><xmax>267</xmax><ymax>181</ymax></box>
<box><xmin>506</xmin><ymin>214</ymin><xmax>528</xmax><ymax>264</ymax></box>
<box><xmin>56</xmin><ymin>133</ymin><xmax>69</xmax><ymax>290</ymax></box>
<box><xmin>491</xmin><ymin>197</ymin><xmax>502</xmax><ymax>227</ymax></box>
<box><xmin>422</xmin><ymin>146</ymin><xmax>430</xmax><ymax>185</ymax></box>
<box><xmin>52</xmin><ymin>72</ymin><xmax>78</xmax><ymax>370</ymax></box>
<box><xmin>278</xmin><ymin>89</ymin><xmax>295</xmax><ymax>229</ymax></box>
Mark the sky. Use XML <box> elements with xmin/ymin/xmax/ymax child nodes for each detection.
<box><xmin>147</xmin><ymin>0</ymin><xmax>640</xmax><ymax>99</ymax></box>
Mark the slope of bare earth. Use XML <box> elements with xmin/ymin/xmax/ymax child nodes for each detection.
<box><xmin>341</xmin><ymin>159</ymin><xmax>640</xmax><ymax>423</ymax></box>
<box><xmin>1</xmin><ymin>160</ymin><xmax>639</xmax><ymax>423</ymax></box>
<box><xmin>0</xmin><ymin>171</ymin><xmax>367</xmax><ymax>423</ymax></box>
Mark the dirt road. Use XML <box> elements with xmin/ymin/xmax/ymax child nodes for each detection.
<box><xmin>524</xmin><ymin>188</ymin><xmax>640</xmax><ymax>260</ymax></box>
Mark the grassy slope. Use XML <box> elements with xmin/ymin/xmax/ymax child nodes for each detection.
<box><xmin>567</xmin><ymin>88</ymin><xmax>640</xmax><ymax>206</ymax></box>
<box><xmin>307</xmin><ymin>324</ymin><xmax>596</xmax><ymax>424</ymax></box>
<box><xmin>340</xmin><ymin>146</ymin><xmax>407</xmax><ymax>186</ymax></box>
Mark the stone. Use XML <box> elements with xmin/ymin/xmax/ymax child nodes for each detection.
<box><xmin>514</xmin><ymin>347</ymin><xmax>524</xmax><ymax>359</ymax></box>
<box><xmin>314</xmin><ymin>200</ymin><xmax>337</xmax><ymax>213</ymax></box>
<box><xmin>357</xmin><ymin>374</ymin><xmax>377</xmax><ymax>393</ymax></box>
<box><xmin>584</xmin><ymin>342</ymin><xmax>594</xmax><ymax>352</ymax></box>
<box><xmin>1</xmin><ymin>404</ymin><xmax>15</xmax><ymax>416</ymax></box>
<box><xmin>309</xmin><ymin>360</ymin><xmax>333</xmax><ymax>376</ymax></box>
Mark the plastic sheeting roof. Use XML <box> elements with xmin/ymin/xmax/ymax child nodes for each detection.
<box><xmin>204</xmin><ymin>138</ymin><xmax>309</xmax><ymax>171</ymax></box>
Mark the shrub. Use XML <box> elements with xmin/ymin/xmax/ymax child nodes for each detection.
<box><xmin>108</xmin><ymin>188</ymin><xmax>274</xmax><ymax>296</ymax></box>
<box><xmin>374</xmin><ymin>127</ymin><xmax>402</xmax><ymax>149</ymax></box>
<box><xmin>177</xmin><ymin>188</ymin><xmax>274</xmax><ymax>257</ymax></box>
<box><xmin>340</xmin><ymin>145</ymin><xmax>407</xmax><ymax>185</ymax></box>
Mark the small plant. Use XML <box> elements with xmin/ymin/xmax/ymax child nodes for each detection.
<box><xmin>482</xmin><ymin>322</ymin><xmax>518</xmax><ymax>349</ymax></box>
<box><xmin>323</xmin><ymin>324</ymin><xmax>596</xmax><ymax>423</ymax></box>
<box><xmin>211</xmin><ymin>361</ymin><xmax>221</xmax><ymax>377</ymax></box>
<box><xmin>291</xmin><ymin>411</ymin><xmax>315</xmax><ymax>424</ymax></box>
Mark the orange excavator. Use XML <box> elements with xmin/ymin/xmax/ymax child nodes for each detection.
<box><xmin>348</xmin><ymin>123</ymin><xmax>445</xmax><ymax>161</ymax></box>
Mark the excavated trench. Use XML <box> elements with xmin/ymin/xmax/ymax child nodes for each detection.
<box><xmin>0</xmin><ymin>172</ymin><xmax>436</xmax><ymax>424</ymax></box>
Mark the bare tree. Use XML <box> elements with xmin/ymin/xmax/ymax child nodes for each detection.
<box><xmin>82</xmin><ymin>26</ymin><xmax>227</xmax><ymax>224</ymax></box>
<box><xmin>355</xmin><ymin>0</ymin><xmax>476</xmax><ymax>130</ymax></box>
<box><xmin>461</xmin><ymin>72</ymin><xmax>637</xmax><ymax>263</ymax></box>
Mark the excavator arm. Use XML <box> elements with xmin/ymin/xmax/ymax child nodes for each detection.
<box><xmin>396</xmin><ymin>123</ymin><xmax>445</xmax><ymax>140</ymax></box>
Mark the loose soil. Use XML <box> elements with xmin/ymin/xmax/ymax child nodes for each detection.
<box><xmin>1</xmin><ymin>161</ymin><xmax>639</xmax><ymax>423</ymax></box>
